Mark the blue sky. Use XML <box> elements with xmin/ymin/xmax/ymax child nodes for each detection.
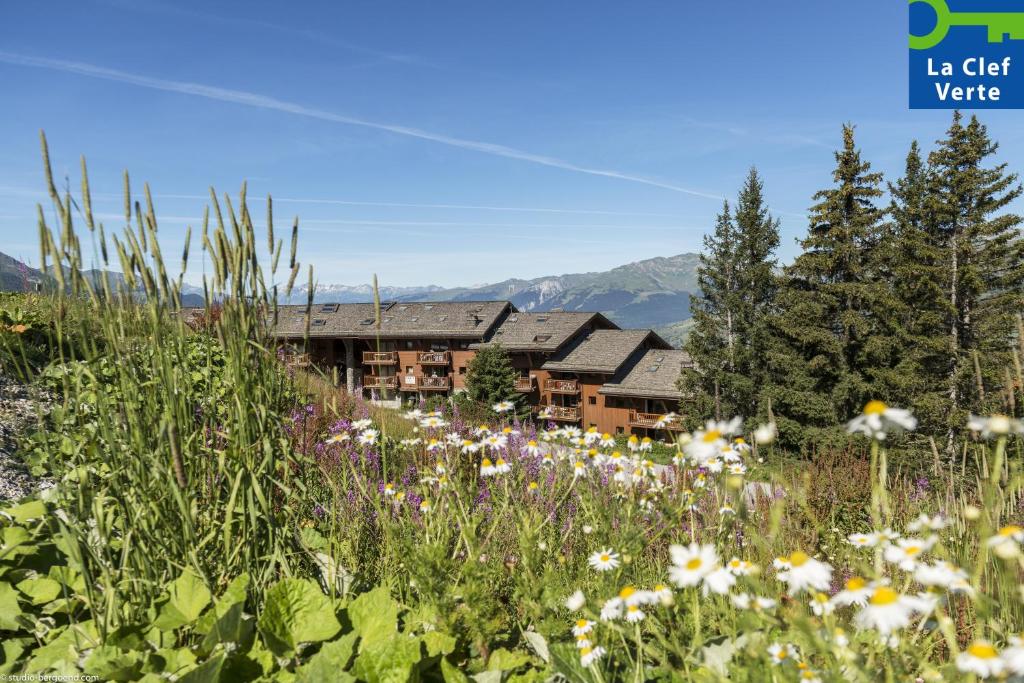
<box><xmin>2</xmin><ymin>1</ymin><xmax>1023</xmax><ymax>288</ymax></box>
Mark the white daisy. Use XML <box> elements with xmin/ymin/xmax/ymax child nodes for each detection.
<box><xmin>956</xmin><ymin>641</ymin><xmax>1004</xmax><ymax>679</ymax></box>
<box><xmin>854</xmin><ymin>586</ymin><xmax>927</xmax><ymax>635</ymax></box>
<box><xmin>668</xmin><ymin>543</ymin><xmax>718</xmax><ymax>588</ymax></box>
<box><xmin>588</xmin><ymin>548</ymin><xmax>620</xmax><ymax>572</ymax></box>
<box><xmin>572</xmin><ymin>619</ymin><xmax>594</xmax><ymax>636</ymax></box>
<box><xmin>524</xmin><ymin>440</ymin><xmax>541</xmax><ymax>457</ymax></box>
<box><xmin>830</xmin><ymin>576</ymin><xmax>873</xmax><ymax>607</ymax></box>
<box><xmin>579</xmin><ymin>645</ymin><xmax>606</xmax><ymax>668</ymax></box>
<box><xmin>357</xmin><ymin>429</ymin><xmax>379</xmax><ymax>446</ymax></box>
<box><xmin>701</xmin><ymin>566</ymin><xmax>736</xmax><ymax>596</ymax></box>
<box><xmin>846</xmin><ymin>401</ymin><xmax>917</xmax><ymax>440</ymax></box>
<box><xmin>1002</xmin><ymin>635</ymin><xmax>1024</xmax><ymax>676</ymax></box>
<box><xmin>907</xmin><ymin>513</ymin><xmax>947</xmax><ymax>533</ymax></box>
<box><xmin>351</xmin><ymin>418</ymin><xmax>372</xmax><ymax>430</ymax></box>
<box><xmin>324</xmin><ymin>433</ymin><xmax>349</xmax><ymax>445</ymax></box>
<box><xmin>809</xmin><ymin>592</ymin><xmax>834</xmax><ymax>616</ymax></box>
<box><xmin>767</xmin><ymin>643</ymin><xmax>798</xmax><ymax>666</ymax></box>
<box><xmin>493</xmin><ymin>401</ymin><xmax>514</xmax><ymax>413</ymax></box>
<box><xmin>753</xmin><ymin>422</ymin><xmax>778</xmax><ymax>445</ymax></box>
<box><xmin>776</xmin><ymin>551</ymin><xmax>832</xmax><ymax>594</ymax></box>
<box><xmin>565</xmin><ymin>590</ymin><xmax>586</xmax><ymax>611</ymax></box>
<box><xmin>493</xmin><ymin>457</ymin><xmax>511</xmax><ymax>474</ymax></box>
<box><xmin>480</xmin><ymin>458</ymin><xmax>497</xmax><ymax>477</ymax></box>
<box><xmin>883</xmin><ymin>537</ymin><xmax>936</xmax><ymax>571</ymax></box>
<box><xmin>968</xmin><ymin>414</ymin><xmax>1024</xmax><ymax>438</ymax></box>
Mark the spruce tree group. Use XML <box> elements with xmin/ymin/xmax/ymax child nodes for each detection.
<box><xmin>681</xmin><ymin>113</ymin><xmax>1024</xmax><ymax>449</ymax></box>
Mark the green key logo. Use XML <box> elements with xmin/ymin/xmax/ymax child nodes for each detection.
<box><xmin>910</xmin><ymin>0</ymin><xmax>1024</xmax><ymax>49</ymax></box>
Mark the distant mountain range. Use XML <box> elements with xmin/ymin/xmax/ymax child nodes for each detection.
<box><xmin>1</xmin><ymin>251</ymin><xmax>700</xmax><ymax>347</ymax></box>
<box><xmin>287</xmin><ymin>253</ymin><xmax>701</xmax><ymax>347</ymax></box>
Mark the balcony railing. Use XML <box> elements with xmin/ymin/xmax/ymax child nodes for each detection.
<box><xmin>398</xmin><ymin>375</ymin><xmax>452</xmax><ymax>391</ymax></box>
<box><xmin>629</xmin><ymin>411</ymin><xmax>684</xmax><ymax>431</ymax></box>
<box><xmin>544</xmin><ymin>378</ymin><xmax>580</xmax><ymax>394</ymax></box>
<box><xmin>417</xmin><ymin>351</ymin><xmax>450</xmax><ymax>365</ymax></box>
<box><xmin>364</xmin><ymin>376</ymin><xmax>398</xmax><ymax>390</ymax></box>
<box><xmin>537</xmin><ymin>405</ymin><xmax>580</xmax><ymax>421</ymax></box>
<box><xmin>514</xmin><ymin>376</ymin><xmax>535</xmax><ymax>392</ymax></box>
<box><xmin>363</xmin><ymin>351</ymin><xmax>397</xmax><ymax>364</ymax></box>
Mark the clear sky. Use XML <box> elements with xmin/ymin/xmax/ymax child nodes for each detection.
<box><xmin>1</xmin><ymin>1</ymin><xmax>1023</xmax><ymax>288</ymax></box>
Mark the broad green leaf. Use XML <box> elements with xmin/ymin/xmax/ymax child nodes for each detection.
<box><xmin>154</xmin><ymin>570</ymin><xmax>212</xmax><ymax>631</ymax></box>
<box><xmin>700</xmin><ymin>634</ymin><xmax>748</xmax><ymax>676</ymax></box>
<box><xmin>522</xmin><ymin>631</ymin><xmax>549</xmax><ymax>664</ymax></box>
<box><xmin>25</xmin><ymin>621</ymin><xmax>100</xmax><ymax>673</ymax></box>
<box><xmin>83</xmin><ymin>646</ymin><xmax>144</xmax><ymax>681</ymax></box>
<box><xmin>299</xmin><ymin>527</ymin><xmax>327</xmax><ymax>551</ymax></box>
<box><xmin>548</xmin><ymin>643</ymin><xmax>589</xmax><ymax>682</ymax></box>
<box><xmin>178</xmin><ymin>652</ymin><xmax>226</xmax><ymax>683</ymax></box>
<box><xmin>348</xmin><ymin>586</ymin><xmax>399</xmax><ymax>649</ymax></box>
<box><xmin>352</xmin><ymin>635</ymin><xmax>421</xmax><ymax>683</ymax></box>
<box><xmin>0</xmin><ymin>527</ymin><xmax>32</xmax><ymax>559</ymax></box>
<box><xmin>472</xmin><ymin>671</ymin><xmax>503</xmax><ymax>683</ymax></box>
<box><xmin>257</xmin><ymin>578</ymin><xmax>341</xmax><ymax>657</ymax></box>
<box><xmin>200</xmin><ymin>601</ymin><xmax>254</xmax><ymax>655</ymax></box>
<box><xmin>3</xmin><ymin>500</ymin><xmax>46</xmax><ymax>523</ymax></box>
<box><xmin>17</xmin><ymin>577</ymin><xmax>62</xmax><ymax>605</ymax></box>
<box><xmin>487</xmin><ymin>647</ymin><xmax>531</xmax><ymax>672</ymax></box>
<box><xmin>0</xmin><ymin>581</ymin><xmax>23</xmax><ymax>630</ymax></box>
<box><xmin>295</xmin><ymin>632</ymin><xmax>358</xmax><ymax>683</ymax></box>
<box><xmin>0</xmin><ymin>638</ymin><xmax>26</xmax><ymax>675</ymax></box>
<box><xmin>441</xmin><ymin>657</ymin><xmax>471</xmax><ymax>683</ymax></box>
<box><xmin>422</xmin><ymin>630</ymin><xmax>456</xmax><ymax>657</ymax></box>
<box><xmin>146</xmin><ymin>647</ymin><xmax>198</xmax><ymax>678</ymax></box>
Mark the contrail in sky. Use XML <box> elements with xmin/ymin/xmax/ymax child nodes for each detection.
<box><xmin>0</xmin><ymin>51</ymin><xmax>724</xmax><ymax>200</ymax></box>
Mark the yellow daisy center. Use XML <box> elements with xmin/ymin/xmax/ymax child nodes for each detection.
<box><xmin>528</xmin><ymin>440</ymin><xmax>537</xmax><ymax>447</ymax></box>
<box><xmin>904</xmin><ymin>545</ymin><xmax>921</xmax><ymax>556</ymax></box>
<box><xmin>619</xmin><ymin>586</ymin><xmax>636</xmax><ymax>599</ymax></box>
<box><xmin>528</xmin><ymin>482</ymin><xmax>538</xmax><ymax>490</ymax></box>
<box><xmin>864</xmin><ymin>400</ymin><xmax>887</xmax><ymax>415</ymax></box>
<box><xmin>999</xmin><ymin>525</ymin><xmax>1022</xmax><ymax>536</ymax></box>
<box><xmin>702</xmin><ymin>429</ymin><xmax>721</xmax><ymax>443</ymax></box>
<box><xmin>967</xmin><ymin>642</ymin><xmax>998</xmax><ymax>659</ymax></box>
<box><xmin>846</xmin><ymin>577</ymin><xmax>866</xmax><ymax>590</ymax></box>
<box><xmin>600</xmin><ymin>554</ymin><xmax>610</xmax><ymax>563</ymax></box>
<box><xmin>576</xmin><ymin>619</ymin><xmax>589</xmax><ymax>628</ymax></box>
<box><xmin>686</xmin><ymin>558</ymin><xmax>703</xmax><ymax>570</ymax></box>
<box><xmin>870</xmin><ymin>587</ymin><xmax>899</xmax><ymax>606</ymax></box>
<box><xmin>481</xmin><ymin>458</ymin><xmax>492</xmax><ymax>467</ymax></box>
<box><xmin>579</xmin><ymin>646</ymin><xmax>593</xmax><ymax>656</ymax></box>
<box><xmin>775</xmin><ymin>650</ymin><xmax>788</xmax><ymax>660</ymax></box>
<box><xmin>789</xmin><ymin>551</ymin><xmax>809</xmax><ymax>567</ymax></box>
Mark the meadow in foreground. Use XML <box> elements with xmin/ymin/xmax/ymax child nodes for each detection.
<box><xmin>1</xmin><ymin>137</ymin><xmax>1023</xmax><ymax>681</ymax></box>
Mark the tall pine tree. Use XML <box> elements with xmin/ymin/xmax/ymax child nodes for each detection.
<box><xmin>763</xmin><ymin>125</ymin><xmax>885</xmax><ymax>446</ymax></box>
<box><xmin>682</xmin><ymin>168</ymin><xmax>780</xmax><ymax>421</ymax></box>
<box><xmin>926</xmin><ymin>112</ymin><xmax>1024</xmax><ymax>440</ymax></box>
<box><xmin>869</xmin><ymin>141</ymin><xmax>950</xmax><ymax>434</ymax></box>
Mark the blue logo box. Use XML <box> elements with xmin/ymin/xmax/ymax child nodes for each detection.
<box><xmin>909</xmin><ymin>0</ymin><xmax>1024</xmax><ymax>109</ymax></box>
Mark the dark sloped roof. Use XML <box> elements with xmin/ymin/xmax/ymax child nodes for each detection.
<box><xmin>270</xmin><ymin>301</ymin><xmax>512</xmax><ymax>339</ymax></box>
<box><xmin>470</xmin><ymin>311</ymin><xmax>617</xmax><ymax>352</ymax></box>
<box><xmin>542</xmin><ymin>329</ymin><xmax>670</xmax><ymax>374</ymax></box>
<box><xmin>599</xmin><ymin>348</ymin><xmax>694</xmax><ymax>400</ymax></box>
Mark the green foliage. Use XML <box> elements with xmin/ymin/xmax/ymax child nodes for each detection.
<box><xmin>763</xmin><ymin>125</ymin><xmax>886</xmax><ymax>447</ymax></box>
<box><xmin>464</xmin><ymin>344</ymin><xmax>523</xmax><ymax>416</ymax></box>
<box><xmin>682</xmin><ymin>169</ymin><xmax>780</xmax><ymax>424</ymax></box>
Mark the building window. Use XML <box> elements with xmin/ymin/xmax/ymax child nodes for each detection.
<box><xmin>406</xmin><ymin>341</ymin><xmax>414</xmax><ymax>349</ymax></box>
<box><xmin>589</xmin><ymin>396</ymin><xmax>597</xmax><ymax>405</ymax></box>
<box><xmin>616</xmin><ymin>426</ymin><xmax>624</xmax><ymax>434</ymax></box>
<box><xmin>458</xmin><ymin>367</ymin><xmax>467</xmax><ymax>375</ymax></box>
<box><xmin>406</xmin><ymin>366</ymin><xmax>414</xmax><ymax>374</ymax></box>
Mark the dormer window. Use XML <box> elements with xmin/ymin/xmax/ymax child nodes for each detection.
<box><xmin>319</xmin><ymin>304</ymin><xmax>339</xmax><ymax>313</ymax></box>
<box><xmin>312</xmin><ymin>319</ymin><xmax>327</xmax><ymax>327</ymax></box>
<box><xmin>534</xmin><ymin>334</ymin><xmax>551</xmax><ymax>342</ymax></box>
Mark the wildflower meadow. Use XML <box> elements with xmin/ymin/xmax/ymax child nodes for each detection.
<box><xmin>2</xmin><ymin>136</ymin><xmax>1024</xmax><ymax>682</ymax></box>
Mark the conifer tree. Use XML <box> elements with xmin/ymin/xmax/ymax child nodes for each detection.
<box><xmin>465</xmin><ymin>344</ymin><xmax>522</xmax><ymax>414</ymax></box>
<box><xmin>869</xmin><ymin>142</ymin><xmax>950</xmax><ymax>433</ymax></box>
<box><xmin>763</xmin><ymin>125</ymin><xmax>885</xmax><ymax>445</ymax></box>
<box><xmin>682</xmin><ymin>169</ymin><xmax>779</xmax><ymax>421</ymax></box>
<box><xmin>926</xmin><ymin>112</ymin><xmax>1024</xmax><ymax>437</ymax></box>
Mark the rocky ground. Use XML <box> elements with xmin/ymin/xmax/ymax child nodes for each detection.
<box><xmin>0</xmin><ymin>370</ymin><xmax>51</xmax><ymax>501</ymax></box>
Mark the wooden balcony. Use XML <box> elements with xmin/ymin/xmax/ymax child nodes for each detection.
<box><xmin>363</xmin><ymin>351</ymin><xmax>397</xmax><ymax>365</ymax></box>
<box><xmin>629</xmin><ymin>411</ymin><xmax>684</xmax><ymax>431</ymax></box>
<box><xmin>364</xmin><ymin>375</ymin><xmax>398</xmax><ymax>390</ymax></box>
<box><xmin>285</xmin><ymin>353</ymin><xmax>310</xmax><ymax>369</ymax></box>
<box><xmin>398</xmin><ymin>375</ymin><xmax>452</xmax><ymax>391</ymax></box>
<box><xmin>544</xmin><ymin>378</ymin><xmax>580</xmax><ymax>394</ymax></box>
<box><xmin>417</xmin><ymin>351</ymin><xmax>450</xmax><ymax>365</ymax></box>
<box><xmin>538</xmin><ymin>405</ymin><xmax>580</xmax><ymax>422</ymax></box>
<box><xmin>514</xmin><ymin>376</ymin><xmax>535</xmax><ymax>392</ymax></box>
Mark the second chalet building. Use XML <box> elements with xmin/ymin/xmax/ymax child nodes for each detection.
<box><xmin>271</xmin><ymin>300</ymin><xmax>693</xmax><ymax>438</ymax></box>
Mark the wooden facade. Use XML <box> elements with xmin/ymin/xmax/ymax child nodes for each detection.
<box><xmin>269</xmin><ymin>301</ymin><xmax>692</xmax><ymax>437</ymax></box>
